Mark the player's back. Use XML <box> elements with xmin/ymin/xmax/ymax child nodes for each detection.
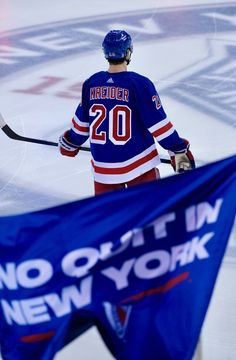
<box><xmin>80</xmin><ymin>70</ymin><xmax>165</xmax><ymax>183</ymax></box>
<box><xmin>83</xmin><ymin>71</ymin><xmax>159</xmax><ymax>161</ymax></box>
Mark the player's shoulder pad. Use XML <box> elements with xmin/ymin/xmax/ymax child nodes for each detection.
<box><xmin>85</xmin><ymin>71</ymin><xmax>107</xmax><ymax>84</ymax></box>
<box><xmin>128</xmin><ymin>71</ymin><xmax>156</xmax><ymax>91</ymax></box>
<box><xmin>128</xmin><ymin>71</ymin><xmax>151</xmax><ymax>82</ymax></box>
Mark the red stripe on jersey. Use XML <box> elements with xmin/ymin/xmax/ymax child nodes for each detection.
<box><xmin>92</xmin><ymin>149</ymin><xmax>158</xmax><ymax>175</ymax></box>
<box><xmin>20</xmin><ymin>331</ymin><xmax>55</xmax><ymax>343</ymax></box>
<box><xmin>152</xmin><ymin>122</ymin><xmax>173</xmax><ymax>137</ymax></box>
<box><xmin>72</xmin><ymin>118</ymin><xmax>89</xmax><ymax>133</ymax></box>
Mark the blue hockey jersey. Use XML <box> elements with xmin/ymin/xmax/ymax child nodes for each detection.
<box><xmin>68</xmin><ymin>71</ymin><xmax>186</xmax><ymax>184</ymax></box>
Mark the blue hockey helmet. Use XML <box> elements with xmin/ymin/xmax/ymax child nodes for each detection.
<box><xmin>102</xmin><ymin>30</ymin><xmax>133</xmax><ymax>62</ymax></box>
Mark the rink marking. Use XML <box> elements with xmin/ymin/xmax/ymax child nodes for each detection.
<box><xmin>0</xmin><ymin>4</ymin><xmax>236</xmax><ymax>76</ymax></box>
<box><xmin>0</xmin><ymin>3</ymin><xmax>236</xmax><ymax>128</ymax></box>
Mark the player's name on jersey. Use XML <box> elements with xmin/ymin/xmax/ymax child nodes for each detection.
<box><xmin>90</xmin><ymin>86</ymin><xmax>129</xmax><ymax>102</ymax></box>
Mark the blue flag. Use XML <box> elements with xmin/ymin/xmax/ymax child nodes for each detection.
<box><xmin>0</xmin><ymin>156</ymin><xmax>235</xmax><ymax>360</ymax></box>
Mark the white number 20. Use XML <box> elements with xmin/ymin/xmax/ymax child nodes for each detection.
<box><xmin>90</xmin><ymin>104</ymin><xmax>131</xmax><ymax>145</ymax></box>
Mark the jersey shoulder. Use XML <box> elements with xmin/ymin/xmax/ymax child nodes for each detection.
<box><xmin>84</xmin><ymin>71</ymin><xmax>108</xmax><ymax>85</ymax></box>
<box><xmin>127</xmin><ymin>71</ymin><xmax>156</xmax><ymax>92</ymax></box>
<box><xmin>127</xmin><ymin>71</ymin><xmax>153</xmax><ymax>84</ymax></box>
<box><xmin>125</xmin><ymin>72</ymin><xmax>158</xmax><ymax>101</ymax></box>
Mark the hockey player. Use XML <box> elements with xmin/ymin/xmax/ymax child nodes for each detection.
<box><xmin>59</xmin><ymin>30</ymin><xmax>195</xmax><ymax>195</ymax></box>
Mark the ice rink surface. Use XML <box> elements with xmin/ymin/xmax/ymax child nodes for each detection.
<box><xmin>0</xmin><ymin>0</ymin><xmax>235</xmax><ymax>359</ymax></box>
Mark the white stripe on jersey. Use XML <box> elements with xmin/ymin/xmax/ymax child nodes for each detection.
<box><xmin>148</xmin><ymin>118</ymin><xmax>175</xmax><ymax>141</ymax></box>
<box><xmin>92</xmin><ymin>144</ymin><xmax>157</xmax><ymax>168</ymax></box>
<box><xmin>74</xmin><ymin>114</ymin><xmax>89</xmax><ymax>128</ymax></box>
<box><xmin>92</xmin><ymin>157</ymin><xmax>160</xmax><ymax>184</ymax></box>
<box><xmin>148</xmin><ymin>118</ymin><xmax>170</xmax><ymax>133</ymax></box>
<box><xmin>91</xmin><ymin>144</ymin><xmax>161</xmax><ymax>184</ymax></box>
<box><xmin>155</xmin><ymin>127</ymin><xmax>175</xmax><ymax>142</ymax></box>
<box><xmin>72</xmin><ymin>114</ymin><xmax>89</xmax><ymax>136</ymax></box>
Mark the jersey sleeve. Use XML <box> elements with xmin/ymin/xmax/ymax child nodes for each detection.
<box><xmin>135</xmin><ymin>77</ymin><xmax>187</xmax><ymax>153</ymax></box>
<box><xmin>67</xmin><ymin>80</ymin><xmax>90</xmax><ymax>145</ymax></box>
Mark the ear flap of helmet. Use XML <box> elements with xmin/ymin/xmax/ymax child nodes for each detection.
<box><xmin>125</xmin><ymin>49</ymin><xmax>132</xmax><ymax>64</ymax></box>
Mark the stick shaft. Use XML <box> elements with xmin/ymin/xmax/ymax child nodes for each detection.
<box><xmin>0</xmin><ymin>113</ymin><xmax>171</xmax><ymax>163</ymax></box>
<box><xmin>0</xmin><ymin>113</ymin><xmax>90</xmax><ymax>151</ymax></box>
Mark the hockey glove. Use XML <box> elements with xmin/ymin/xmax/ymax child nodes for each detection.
<box><xmin>169</xmin><ymin>139</ymin><xmax>195</xmax><ymax>173</ymax></box>
<box><xmin>59</xmin><ymin>131</ymin><xmax>80</xmax><ymax>157</ymax></box>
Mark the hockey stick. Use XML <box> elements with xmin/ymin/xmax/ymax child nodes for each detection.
<box><xmin>0</xmin><ymin>113</ymin><xmax>171</xmax><ymax>164</ymax></box>
<box><xmin>0</xmin><ymin>112</ymin><xmax>90</xmax><ymax>152</ymax></box>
